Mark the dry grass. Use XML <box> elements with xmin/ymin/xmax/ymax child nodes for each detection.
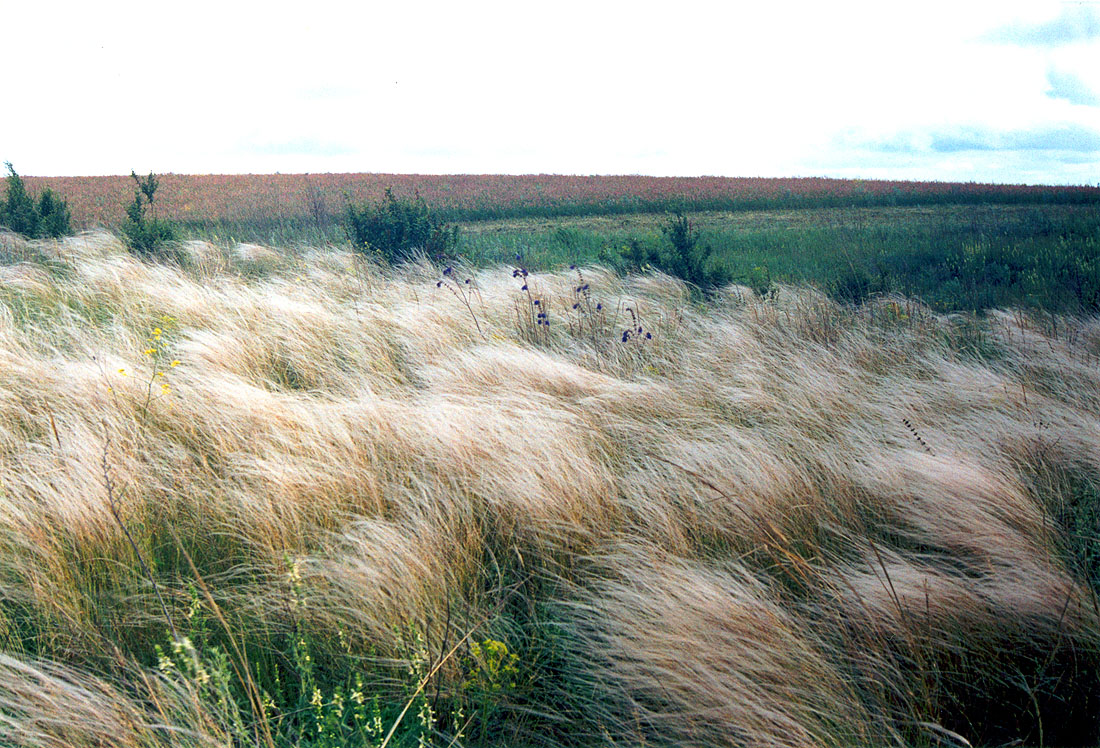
<box><xmin>0</xmin><ymin>229</ymin><xmax>1098</xmax><ymax>747</ymax></box>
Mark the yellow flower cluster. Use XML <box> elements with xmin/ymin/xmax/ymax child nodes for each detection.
<box><xmin>115</xmin><ymin>314</ymin><xmax>182</xmax><ymax>410</ymax></box>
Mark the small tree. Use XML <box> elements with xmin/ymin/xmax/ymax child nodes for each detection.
<box><xmin>122</xmin><ymin>170</ymin><xmax>177</xmax><ymax>259</ymax></box>
<box><xmin>1</xmin><ymin>163</ymin><xmax>71</xmax><ymax>238</ymax></box>
<box><xmin>629</xmin><ymin>211</ymin><xmax>731</xmax><ymax>294</ymax></box>
<box><xmin>36</xmin><ymin>189</ymin><xmax>72</xmax><ymax>238</ymax></box>
<box><xmin>344</xmin><ymin>188</ymin><xmax>458</xmax><ymax>264</ymax></box>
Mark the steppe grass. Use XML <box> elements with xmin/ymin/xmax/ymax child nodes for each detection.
<box><xmin>0</xmin><ymin>229</ymin><xmax>1098</xmax><ymax>747</ymax></box>
<box><xmin>173</xmin><ymin>203</ymin><xmax>1100</xmax><ymax>315</ymax></box>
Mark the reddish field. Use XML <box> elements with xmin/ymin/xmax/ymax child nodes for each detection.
<box><xmin>22</xmin><ymin>172</ymin><xmax>1100</xmax><ymax>228</ymax></box>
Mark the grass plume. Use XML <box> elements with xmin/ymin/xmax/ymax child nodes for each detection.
<box><xmin>0</xmin><ymin>230</ymin><xmax>1097</xmax><ymax>746</ymax></box>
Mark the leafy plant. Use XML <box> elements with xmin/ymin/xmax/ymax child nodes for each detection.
<box><xmin>746</xmin><ymin>265</ymin><xmax>775</xmax><ymax>299</ymax></box>
<box><xmin>618</xmin><ymin>211</ymin><xmax>732</xmax><ymax>294</ymax></box>
<box><xmin>1</xmin><ymin>162</ymin><xmax>71</xmax><ymax>238</ymax></box>
<box><xmin>344</xmin><ymin>188</ymin><xmax>459</xmax><ymax>264</ymax></box>
<box><xmin>122</xmin><ymin>170</ymin><xmax>178</xmax><ymax>259</ymax></box>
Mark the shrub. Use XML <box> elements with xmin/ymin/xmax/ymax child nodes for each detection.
<box><xmin>1</xmin><ymin>162</ymin><xmax>71</xmax><ymax>239</ymax></box>
<box><xmin>603</xmin><ymin>238</ymin><xmax>652</xmax><ymax>274</ymax></box>
<box><xmin>746</xmin><ymin>264</ymin><xmax>776</xmax><ymax>298</ymax></box>
<box><xmin>122</xmin><ymin>170</ymin><xmax>178</xmax><ymax>259</ymax></box>
<box><xmin>640</xmin><ymin>211</ymin><xmax>732</xmax><ymax>293</ymax></box>
<box><xmin>343</xmin><ymin>188</ymin><xmax>459</xmax><ymax>264</ymax></box>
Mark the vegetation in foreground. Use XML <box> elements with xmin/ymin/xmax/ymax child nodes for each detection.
<box><xmin>0</xmin><ymin>230</ymin><xmax>1098</xmax><ymax>746</ymax></box>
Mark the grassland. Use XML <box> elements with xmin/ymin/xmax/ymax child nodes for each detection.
<box><xmin>24</xmin><ymin>173</ymin><xmax>1100</xmax><ymax>315</ymax></box>
<box><xmin>0</xmin><ymin>226</ymin><xmax>1098</xmax><ymax>747</ymax></box>
<box><xmin>457</xmin><ymin>203</ymin><xmax>1100</xmax><ymax>314</ymax></box>
<box><xmin>26</xmin><ymin>173</ymin><xmax>1100</xmax><ymax>233</ymax></box>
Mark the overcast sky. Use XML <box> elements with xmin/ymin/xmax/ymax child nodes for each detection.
<box><xmin>4</xmin><ymin>1</ymin><xmax>1099</xmax><ymax>184</ymax></box>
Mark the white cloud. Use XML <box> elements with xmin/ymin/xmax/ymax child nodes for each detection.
<box><xmin>2</xmin><ymin>1</ymin><xmax>1098</xmax><ymax>183</ymax></box>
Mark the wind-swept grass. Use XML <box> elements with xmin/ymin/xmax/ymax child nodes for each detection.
<box><xmin>0</xmin><ymin>229</ymin><xmax>1098</xmax><ymax>746</ymax></box>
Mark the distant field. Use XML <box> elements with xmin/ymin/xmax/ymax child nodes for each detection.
<box><xmin>460</xmin><ymin>203</ymin><xmax>1100</xmax><ymax>314</ymax></box>
<box><xmin>26</xmin><ymin>172</ymin><xmax>1100</xmax><ymax>235</ymax></box>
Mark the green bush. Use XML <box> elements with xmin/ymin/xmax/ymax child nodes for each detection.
<box><xmin>122</xmin><ymin>171</ymin><xmax>178</xmax><ymax>259</ymax></box>
<box><xmin>746</xmin><ymin>264</ymin><xmax>776</xmax><ymax>298</ymax></box>
<box><xmin>1</xmin><ymin>162</ymin><xmax>71</xmax><ymax>239</ymax></box>
<box><xmin>648</xmin><ymin>211</ymin><xmax>732</xmax><ymax>293</ymax></box>
<box><xmin>343</xmin><ymin>188</ymin><xmax>459</xmax><ymax>264</ymax></box>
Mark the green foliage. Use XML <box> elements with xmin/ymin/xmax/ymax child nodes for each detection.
<box><xmin>590</xmin><ymin>213</ymin><xmax>722</xmax><ymax>293</ymax></box>
<box><xmin>746</xmin><ymin>265</ymin><xmax>776</xmax><ymax>299</ymax></box>
<box><xmin>830</xmin><ymin>266</ymin><xmax>873</xmax><ymax>305</ymax></box>
<box><xmin>122</xmin><ymin>170</ymin><xmax>179</xmax><ymax>259</ymax></box>
<box><xmin>455</xmin><ymin>204</ymin><xmax>1100</xmax><ymax>314</ymax></box>
<box><xmin>1</xmin><ymin>162</ymin><xmax>71</xmax><ymax>238</ymax></box>
<box><xmin>35</xmin><ymin>189</ymin><xmax>71</xmax><ymax>238</ymax></box>
<box><xmin>592</xmin><ymin>215</ymin><xmax>733</xmax><ymax>293</ymax></box>
<box><xmin>344</xmin><ymin>188</ymin><xmax>459</xmax><ymax>264</ymax></box>
<box><xmin>142</xmin><ymin>557</ymin><xmax>535</xmax><ymax>747</ymax></box>
<box><xmin>464</xmin><ymin>638</ymin><xmax>519</xmax><ymax>693</ymax></box>
<box><xmin>2</xmin><ymin>163</ymin><xmax>37</xmax><ymax>237</ymax></box>
<box><xmin>651</xmin><ymin>211</ymin><xmax>733</xmax><ymax>293</ymax></box>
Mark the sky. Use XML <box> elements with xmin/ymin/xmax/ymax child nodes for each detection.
<box><xmin>3</xmin><ymin>1</ymin><xmax>1099</xmax><ymax>184</ymax></box>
